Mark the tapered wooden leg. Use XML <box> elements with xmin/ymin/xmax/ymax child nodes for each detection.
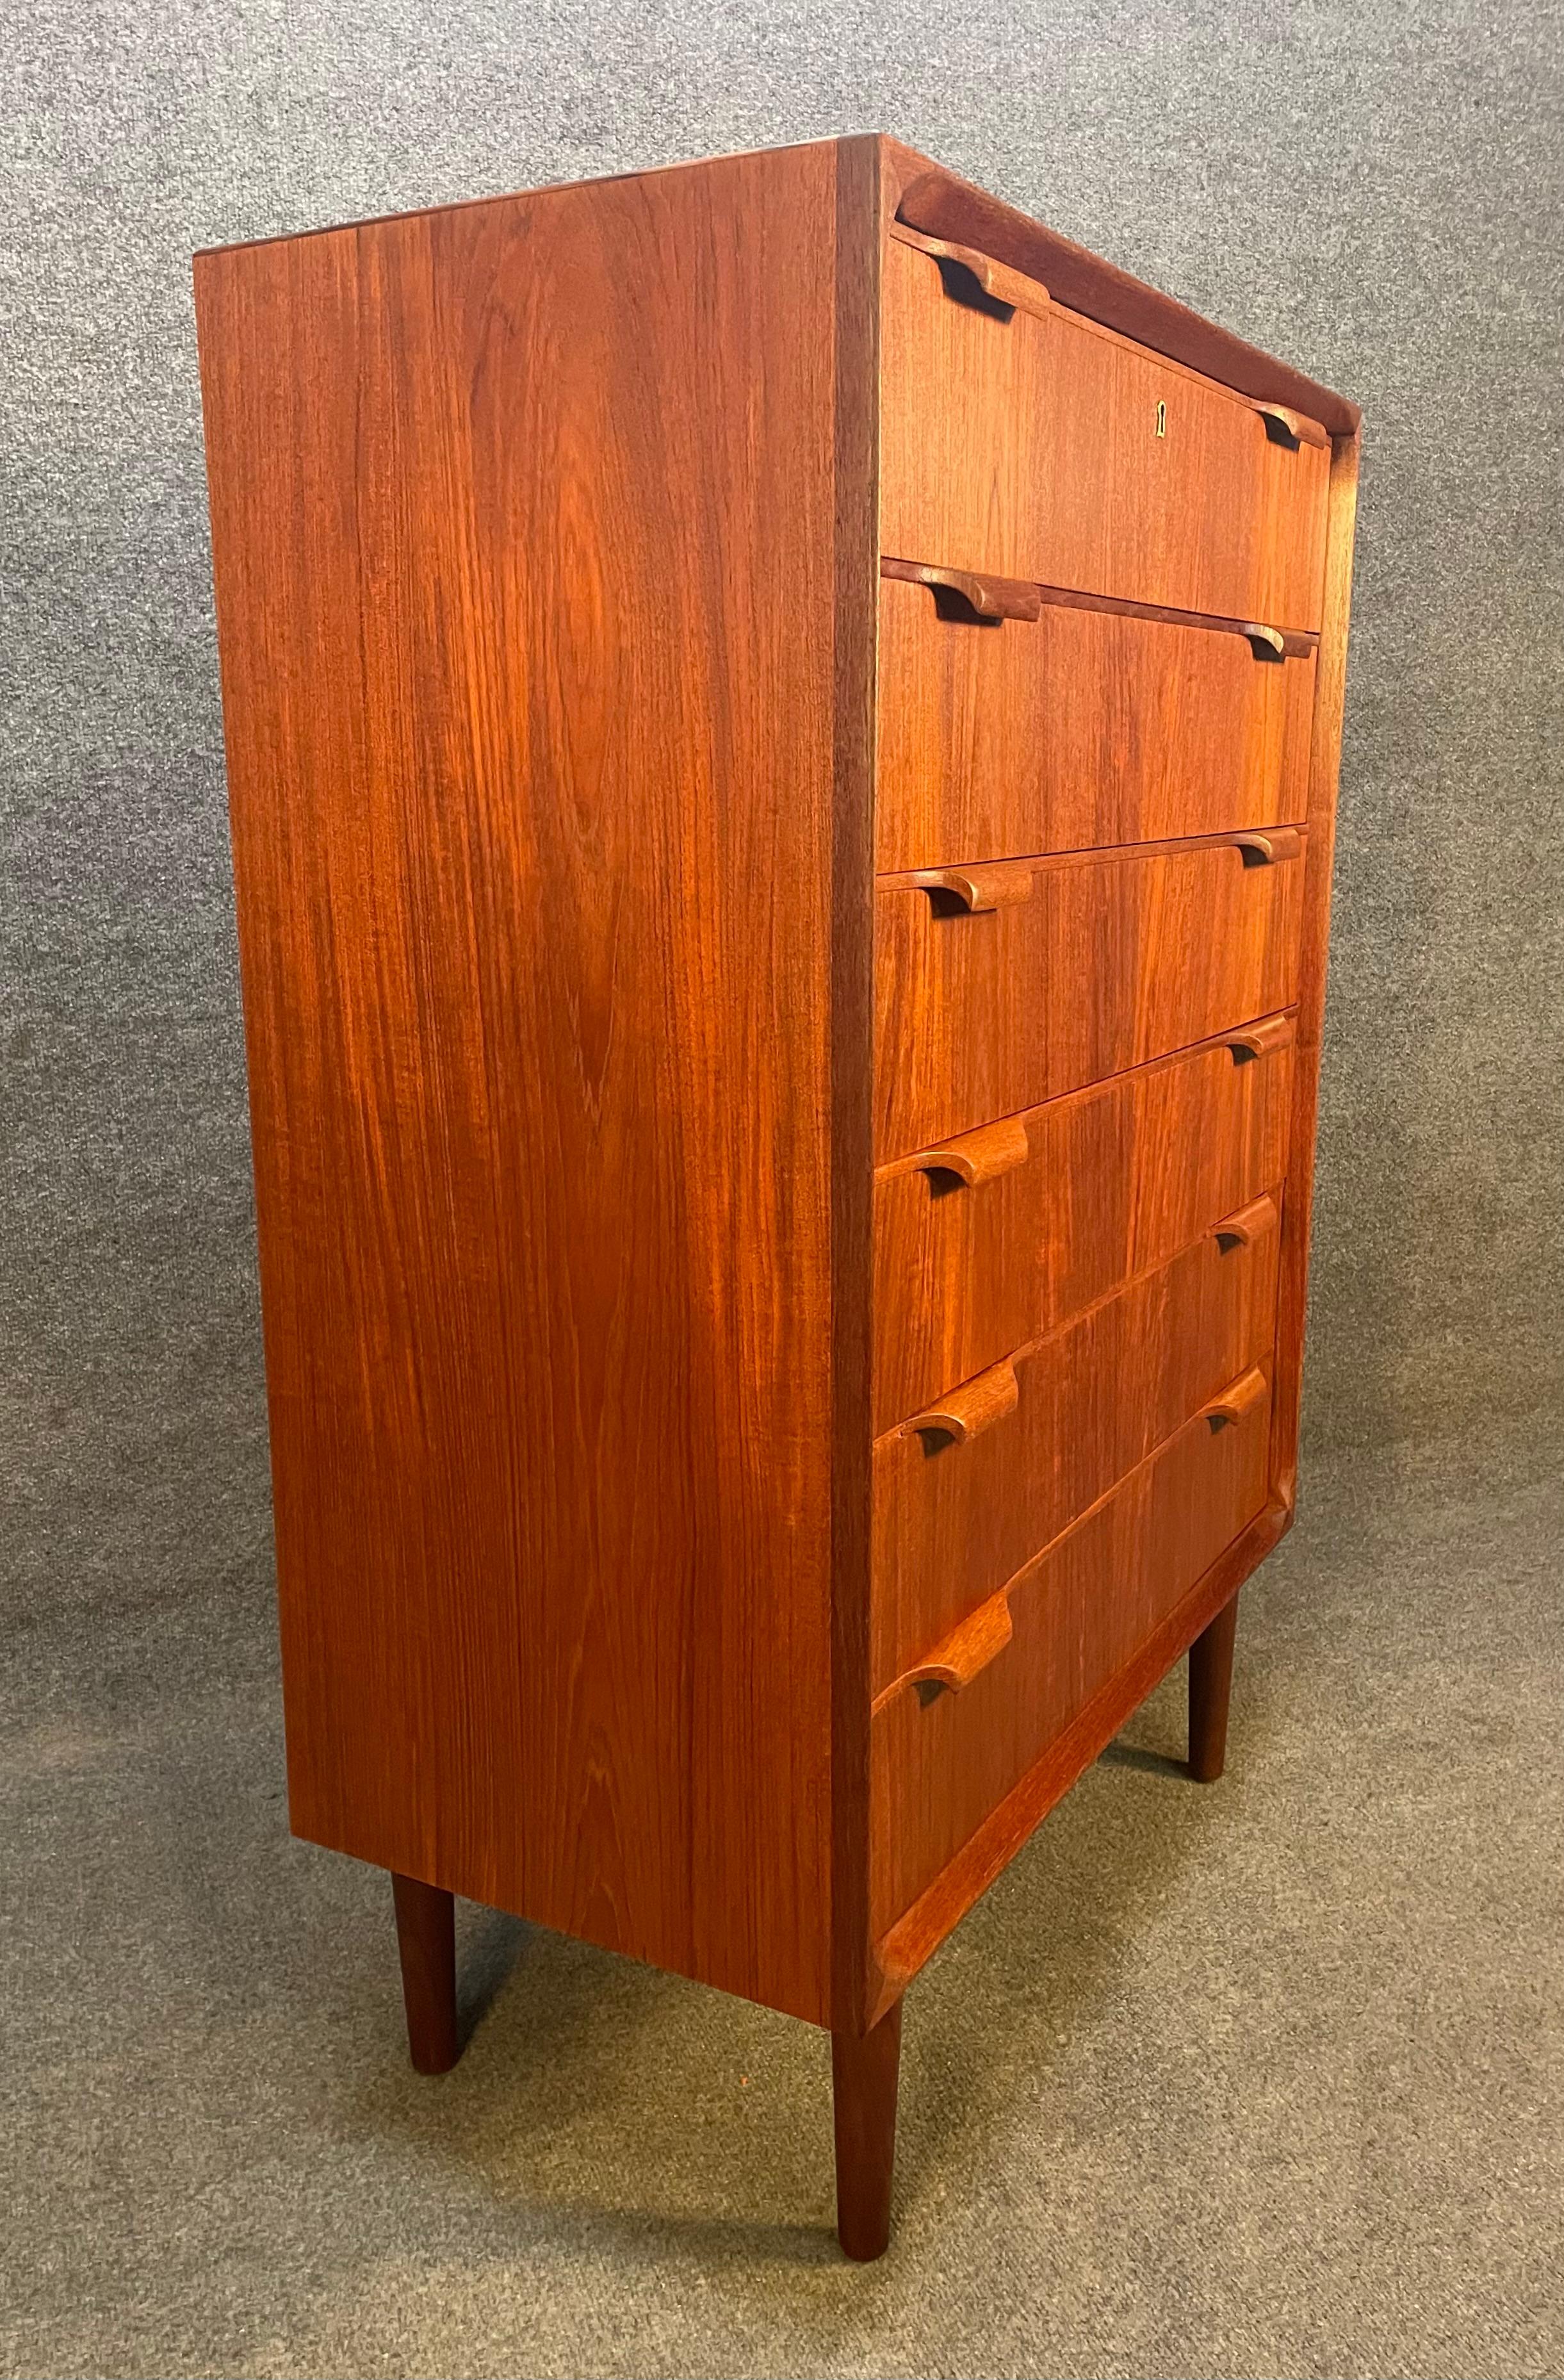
<box><xmin>391</xmin><ymin>1871</ymin><xmax>460</xmax><ymax>2073</ymax></box>
<box><xmin>832</xmin><ymin>1997</ymin><xmax>902</xmax><ymax>2260</ymax></box>
<box><xmin>1188</xmin><ymin>1590</ymin><xmax>1241</xmax><ymax>1783</ymax></box>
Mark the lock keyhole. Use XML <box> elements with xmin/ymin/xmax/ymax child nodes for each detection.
<box><xmin>1155</xmin><ymin>400</ymin><xmax>1167</xmax><ymax>438</ymax></box>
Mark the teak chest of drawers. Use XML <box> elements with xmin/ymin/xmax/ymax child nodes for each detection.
<box><xmin>195</xmin><ymin>135</ymin><xmax>1360</xmax><ymax>2260</ymax></box>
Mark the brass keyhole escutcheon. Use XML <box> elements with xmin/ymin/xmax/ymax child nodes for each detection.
<box><xmin>1156</xmin><ymin>400</ymin><xmax>1167</xmax><ymax>438</ymax></box>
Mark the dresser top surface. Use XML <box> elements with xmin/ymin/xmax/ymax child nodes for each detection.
<box><xmin>193</xmin><ymin>131</ymin><xmax>1358</xmax><ymax>438</ymax></box>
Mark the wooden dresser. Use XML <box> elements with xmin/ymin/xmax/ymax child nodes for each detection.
<box><xmin>195</xmin><ymin>135</ymin><xmax>1360</xmax><ymax>2260</ymax></box>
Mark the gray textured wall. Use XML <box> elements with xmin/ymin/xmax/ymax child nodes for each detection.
<box><xmin>6</xmin><ymin>2</ymin><xmax>1561</xmax><ymax>1691</ymax></box>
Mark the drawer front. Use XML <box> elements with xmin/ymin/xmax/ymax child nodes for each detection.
<box><xmin>872</xmin><ymin>1199</ymin><xmax>1280</xmax><ymax>1693</ymax></box>
<box><xmin>875</xmin><ymin>833</ymin><xmax>1306</xmax><ymax>1163</ymax></box>
<box><xmin>870</xmin><ymin>1370</ymin><xmax>1273</xmax><ymax>1937</ymax></box>
<box><xmin>876</xmin><ymin>573</ymin><xmax>1317</xmax><ymax>874</ymax></box>
<box><xmin>881</xmin><ymin>232</ymin><xmax>1330</xmax><ymax>629</ymax></box>
<box><xmin>873</xmin><ymin>1015</ymin><xmax>1295</xmax><ymax>1434</ymax></box>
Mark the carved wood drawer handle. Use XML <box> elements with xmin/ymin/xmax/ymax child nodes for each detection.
<box><xmin>893</xmin><ymin>1591</ymin><xmax>1015</xmax><ymax>1710</ymax></box>
<box><xmin>1234</xmin><ymin>828</ymin><xmax>1303</xmax><ymax>867</ymax></box>
<box><xmin>881</xmin><ymin>558</ymin><xmax>1042</xmax><ymax>623</ymax></box>
<box><xmin>1237</xmin><ymin>623</ymin><xmax>1317</xmax><ymax>661</ymax></box>
<box><xmin>913</xmin><ymin>1114</ymin><xmax>1030</xmax><ymax>1189</ymax></box>
<box><xmin>1212</xmin><ymin>1192</ymin><xmax>1280</xmax><ymax>1252</ymax></box>
<box><xmin>911</xmin><ymin>866</ymin><xmax>1034</xmax><ymax>914</ymax></box>
<box><xmin>1201</xmin><ymin>1366</ymin><xmax>1269</xmax><ymax>1432</ymax></box>
<box><xmin>1226</xmin><ymin>1013</ymin><xmax>1297</xmax><ymax>1065</ymax></box>
<box><xmin>904</xmin><ymin>1356</ymin><xmax>1020</xmax><ymax>1448</ymax></box>
<box><xmin>908</xmin><ymin>231</ymin><xmax>1052</xmax><ymax>324</ymax></box>
<box><xmin>1256</xmin><ymin>402</ymin><xmax>1331</xmax><ymax>450</ymax></box>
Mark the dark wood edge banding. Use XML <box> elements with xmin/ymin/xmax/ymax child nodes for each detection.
<box><xmin>886</xmin><ymin>150</ymin><xmax>1359</xmax><ymax>438</ymax></box>
<box><xmin>828</xmin><ymin>133</ymin><xmax>883</xmax><ymax>2040</ymax></box>
<box><xmin>866</xmin><ymin>1495</ymin><xmax>1292</xmax><ymax>2021</ymax></box>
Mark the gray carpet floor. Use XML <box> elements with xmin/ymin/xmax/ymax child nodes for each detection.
<box><xmin>4</xmin><ymin>1424</ymin><xmax>1561</xmax><ymax>2380</ymax></box>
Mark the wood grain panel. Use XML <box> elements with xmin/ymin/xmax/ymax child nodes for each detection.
<box><xmin>876</xmin><ymin>572</ymin><xmax>1317</xmax><ymax>872</ymax></box>
<box><xmin>872</xmin><ymin>1017</ymin><xmax>1295</xmax><ymax>1433</ymax></box>
<box><xmin>872</xmin><ymin>1208</ymin><xmax>1281</xmax><ymax>1691</ymax></box>
<box><xmin>195</xmin><ymin>143</ymin><xmax>863</xmax><ymax>2027</ymax></box>
<box><xmin>870</xmin><ymin>1374</ymin><xmax>1273</xmax><ymax>1935</ymax></box>
<box><xmin>874</xmin><ymin>833</ymin><xmax>1307</xmax><ymax>1162</ymax></box>
<box><xmin>881</xmin><ymin>231</ymin><xmax>1330</xmax><ymax>630</ymax></box>
<box><xmin>881</xmin><ymin>138</ymin><xmax>1359</xmax><ymax>440</ymax></box>
<box><xmin>868</xmin><ymin>1498</ymin><xmax>1290</xmax><ymax>2021</ymax></box>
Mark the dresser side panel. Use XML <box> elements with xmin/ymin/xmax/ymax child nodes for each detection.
<box><xmin>194</xmin><ymin>147</ymin><xmax>843</xmax><ymax>2023</ymax></box>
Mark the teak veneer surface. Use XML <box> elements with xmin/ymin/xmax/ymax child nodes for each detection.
<box><xmin>872</xmin><ymin>1207</ymin><xmax>1281</xmax><ymax>1691</ymax></box>
<box><xmin>883</xmin><ymin>140</ymin><xmax>1359</xmax><ymax>439</ymax></box>
<box><xmin>876</xmin><ymin>573</ymin><xmax>1317</xmax><ymax>873</ymax></box>
<box><xmin>880</xmin><ymin>233</ymin><xmax>1332</xmax><ymax>631</ymax></box>
<box><xmin>195</xmin><ymin>142</ymin><xmax>863</xmax><ymax>2028</ymax></box>
<box><xmin>874</xmin><ymin>833</ymin><xmax>1307</xmax><ymax>1161</ymax></box>
<box><xmin>869</xmin><ymin>1493</ymin><xmax>1292</xmax><ymax>2023</ymax></box>
<box><xmin>870</xmin><ymin>1373</ymin><xmax>1274</xmax><ymax>1934</ymax></box>
<box><xmin>872</xmin><ymin>1019</ymin><xmax>1296</xmax><ymax>1434</ymax></box>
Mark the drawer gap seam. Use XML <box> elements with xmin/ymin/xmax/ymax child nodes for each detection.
<box><xmin>874</xmin><ymin>1359</ymin><xmax>1279</xmax><ymax>1707</ymax></box>
<box><xmin>871</xmin><ymin>1180</ymin><xmax>1286</xmax><ymax>1456</ymax></box>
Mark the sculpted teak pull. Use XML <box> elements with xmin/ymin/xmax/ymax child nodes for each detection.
<box><xmin>1255</xmin><ymin>402</ymin><xmax>1331</xmax><ymax>450</ymax></box>
<box><xmin>881</xmin><ymin>557</ymin><xmax>1042</xmax><ymax>623</ymax></box>
<box><xmin>1226</xmin><ymin>1013</ymin><xmax>1297</xmax><ymax>1065</ymax></box>
<box><xmin>1202</xmin><ymin>1366</ymin><xmax>1270</xmax><ymax>1432</ymax></box>
<box><xmin>912</xmin><ymin>1114</ymin><xmax>1030</xmax><ymax>1189</ymax></box>
<box><xmin>892</xmin><ymin>224</ymin><xmax>1052</xmax><ymax>323</ymax></box>
<box><xmin>1025</xmin><ymin>584</ymin><xmax>1317</xmax><ymax>658</ymax></box>
<box><xmin>1241</xmin><ymin>623</ymin><xmax>1317</xmax><ymax>661</ymax></box>
<box><xmin>1234</xmin><ymin>828</ymin><xmax>1303</xmax><ymax>867</ymax></box>
<box><xmin>879</xmin><ymin>1591</ymin><xmax>1016</xmax><ymax>1712</ymax></box>
<box><xmin>911</xmin><ymin>866</ymin><xmax>1035</xmax><ymax>914</ymax></box>
<box><xmin>905</xmin><ymin>1356</ymin><xmax>1020</xmax><ymax>1448</ymax></box>
<box><xmin>1212</xmin><ymin>1193</ymin><xmax>1280</xmax><ymax>1252</ymax></box>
